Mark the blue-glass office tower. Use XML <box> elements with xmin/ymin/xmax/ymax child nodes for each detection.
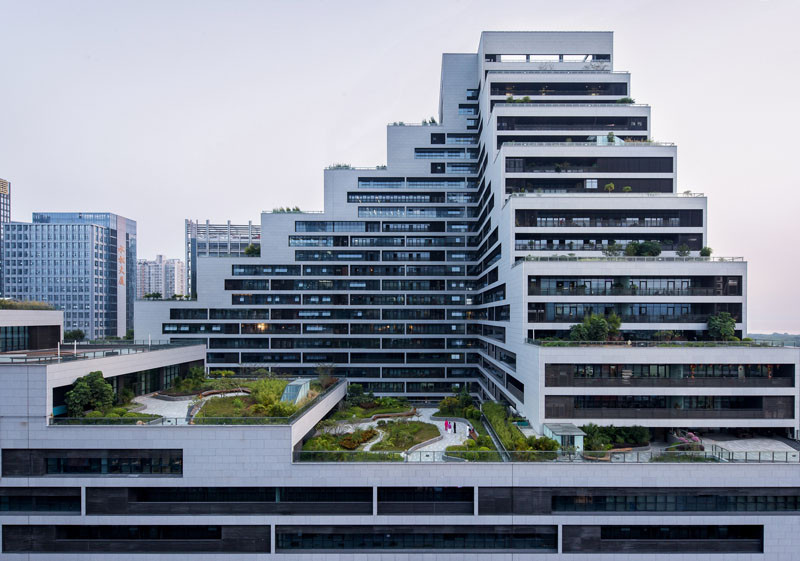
<box><xmin>0</xmin><ymin>178</ymin><xmax>10</xmax><ymax>297</ymax></box>
<box><xmin>2</xmin><ymin>212</ymin><xmax>136</xmax><ymax>339</ymax></box>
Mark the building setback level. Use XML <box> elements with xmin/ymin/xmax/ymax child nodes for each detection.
<box><xmin>0</xmin><ymin>30</ymin><xmax>783</xmax><ymax>560</ymax></box>
<box><xmin>137</xmin><ymin>30</ymin><xmax>799</xmax><ymax>439</ymax></box>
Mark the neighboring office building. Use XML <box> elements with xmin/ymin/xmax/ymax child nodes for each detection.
<box><xmin>137</xmin><ymin>31</ymin><xmax>798</xmax><ymax>438</ymax></box>
<box><xmin>3</xmin><ymin>212</ymin><xmax>136</xmax><ymax>339</ymax></box>
<box><xmin>185</xmin><ymin>219</ymin><xmax>260</xmax><ymax>297</ymax></box>
<box><xmin>137</xmin><ymin>255</ymin><xmax>186</xmax><ymax>299</ymax></box>
<box><xmin>0</xmin><ymin>178</ymin><xmax>11</xmax><ymax>297</ymax></box>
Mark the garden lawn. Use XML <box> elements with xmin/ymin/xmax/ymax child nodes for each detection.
<box><xmin>331</xmin><ymin>403</ymin><xmax>413</xmax><ymax>420</ymax></box>
<box><xmin>371</xmin><ymin>421</ymin><xmax>440</xmax><ymax>452</ymax></box>
<box><xmin>195</xmin><ymin>395</ymin><xmax>258</xmax><ymax>418</ymax></box>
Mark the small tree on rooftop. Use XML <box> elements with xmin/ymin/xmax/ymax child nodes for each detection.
<box><xmin>604</xmin><ymin>182</ymin><xmax>615</xmax><ymax>193</ymax></box>
<box><xmin>569</xmin><ymin>314</ymin><xmax>610</xmax><ymax>342</ymax></box>
<box><xmin>607</xmin><ymin>312</ymin><xmax>622</xmax><ymax>339</ymax></box>
<box><xmin>700</xmin><ymin>246</ymin><xmax>713</xmax><ymax>257</ymax></box>
<box><xmin>676</xmin><ymin>244</ymin><xmax>691</xmax><ymax>257</ymax></box>
<box><xmin>622</xmin><ymin>185</ymin><xmax>632</xmax><ymax>192</ymax></box>
<box><xmin>602</xmin><ymin>242</ymin><xmax>623</xmax><ymax>257</ymax></box>
<box><xmin>315</xmin><ymin>363</ymin><xmax>337</xmax><ymax>388</ymax></box>
<box><xmin>65</xmin><ymin>371</ymin><xmax>113</xmax><ymax>417</ymax></box>
<box><xmin>638</xmin><ymin>240</ymin><xmax>662</xmax><ymax>256</ymax></box>
<box><xmin>244</xmin><ymin>244</ymin><xmax>260</xmax><ymax>256</ymax></box>
<box><xmin>624</xmin><ymin>241</ymin><xmax>640</xmax><ymax>256</ymax></box>
<box><xmin>708</xmin><ymin>312</ymin><xmax>736</xmax><ymax>341</ymax></box>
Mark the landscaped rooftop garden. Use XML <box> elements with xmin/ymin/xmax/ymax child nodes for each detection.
<box><xmin>481</xmin><ymin>402</ymin><xmax>560</xmax><ymax>460</ymax></box>
<box><xmin>57</xmin><ymin>371</ymin><xmax>160</xmax><ymax>424</ymax></box>
<box><xmin>51</xmin><ymin>367</ymin><xmax>342</xmax><ymax>426</ymax></box>
<box><xmin>329</xmin><ymin>384</ymin><xmax>414</xmax><ymax>420</ymax></box>
<box><xmin>188</xmin><ymin>369</ymin><xmax>341</xmax><ymax>424</ymax></box>
<box><xmin>299</xmin><ymin>384</ymin><xmax>439</xmax><ymax>461</ymax></box>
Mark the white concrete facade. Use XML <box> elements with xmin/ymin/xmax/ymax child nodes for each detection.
<box><xmin>10</xmin><ymin>30</ymin><xmax>800</xmax><ymax>560</ymax></box>
<box><xmin>135</xmin><ymin>30</ymin><xmax>793</xmax><ymax>442</ymax></box>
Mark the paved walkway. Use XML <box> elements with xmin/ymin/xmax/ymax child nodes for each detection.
<box><xmin>134</xmin><ymin>394</ymin><xmax>192</xmax><ymax>423</ymax></box>
<box><xmin>324</xmin><ymin>407</ymin><xmax>471</xmax><ymax>460</ymax></box>
<box><xmin>136</xmin><ymin>392</ymin><xmax>249</xmax><ymax>425</ymax></box>
<box><xmin>412</xmin><ymin>408</ymin><xmax>470</xmax><ymax>453</ymax></box>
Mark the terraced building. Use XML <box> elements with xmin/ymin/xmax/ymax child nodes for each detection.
<box><xmin>136</xmin><ymin>31</ymin><xmax>798</xmax><ymax>439</ymax></box>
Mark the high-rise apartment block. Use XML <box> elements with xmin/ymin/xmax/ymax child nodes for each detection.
<box><xmin>3</xmin><ymin>212</ymin><xmax>136</xmax><ymax>339</ymax></box>
<box><xmin>0</xmin><ymin>178</ymin><xmax>10</xmax><ymax>297</ymax></box>
<box><xmin>138</xmin><ymin>31</ymin><xmax>798</xmax><ymax>439</ymax></box>
<box><xmin>137</xmin><ymin>255</ymin><xmax>186</xmax><ymax>299</ymax></box>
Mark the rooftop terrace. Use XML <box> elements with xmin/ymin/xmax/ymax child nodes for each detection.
<box><xmin>525</xmin><ymin>339</ymin><xmax>794</xmax><ymax>348</ymax></box>
<box><xmin>0</xmin><ymin>340</ymin><xmax>201</xmax><ymax>365</ymax></box>
<box><xmin>514</xmin><ymin>255</ymin><xmax>744</xmax><ymax>266</ymax></box>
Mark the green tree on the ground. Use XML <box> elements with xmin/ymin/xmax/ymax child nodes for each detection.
<box><xmin>64</xmin><ymin>329</ymin><xmax>85</xmax><ymax>342</ymax></box>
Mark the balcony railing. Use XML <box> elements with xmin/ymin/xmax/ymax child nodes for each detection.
<box><xmin>529</xmin><ymin>314</ymin><xmax>717</xmax><ymax>324</ymax></box>
<box><xmin>49</xmin><ymin>416</ymin><xmax>293</xmax><ymax>426</ymax></box>
<box><xmin>527</xmin><ymin>288</ymin><xmax>727</xmax><ymax>297</ymax></box>
<box><xmin>516</xmin><ymin>219</ymin><xmax>685</xmax><ymax>228</ymax></box>
<box><xmin>498</xmin><ymin>124</ymin><xmax>648</xmax><ymax>131</ymax></box>
<box><xmin>526</xmin><ymin>339</ymin><xmax>785</xmax><ymax>348</ymax></box>
<box><xmin>293</xmin><ymin>449</ymin><xmax>800</xmax><ymax>463</ymax></box>
<box><xmin>515</xmin><ymin>243</ymin><xmax>689</xmax><ymax>252</ymax></box>
<box><xmin>0</xmin><ymin>341</ymin><xmax>203</xmax><ymax>364</ymax></box>
<box><xmin>502</xmin><ymin>140</ymin><xmax>674</xmax><ymax>148</ymax></box>
<box><xmin>513</xmin><ymin>255</ymin><xmax>744</xmax><ymax>266</ymax></box>
<box><xmin>545</xmin><ymin>375</ymin><xmax>794</xmax><ymax>388</ymax></box>
<box><xmin>547</xmin><ymin>408</ymin><xmax>792</xmax><ymax>420</ymax></box>
<box><xmin>506</xmin><ymin>191</ymin><xmax>705</xmax><ymax>199</ymax></box>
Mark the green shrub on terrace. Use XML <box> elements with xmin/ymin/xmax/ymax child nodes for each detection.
<box><xmin>371</xmin><ymin>421</ymin><xmax>439</xmax><ymax>452</ymax></box>
<box><xmin>481</xmin><ymin>402</ymin><xmax>527</xmax><ymax>451</ymax></box>
<box><xmin>65</xmin><ymin>371</ymin><xmax>114</xmax><ymax>417</ymax></box>
<box><xmin>581</xmin><ymin>423</ymin><xmax>651</xmax><ymax>450</ymax></box>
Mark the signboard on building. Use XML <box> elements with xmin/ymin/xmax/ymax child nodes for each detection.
<box><xmin>116</xmin><ymin>215</ymin><xmax>127</xmax><ymax>338</ymax></box>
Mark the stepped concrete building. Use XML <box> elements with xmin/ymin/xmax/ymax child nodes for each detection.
<box><xmin>137</xmin><ymin>31</ymin><xmax>797</xmax><ymax>440</ymax></box>
<box><xmin>2</xmin><ymin>30</ymin><xmax>800</xmax><ymax>560</ymax></box>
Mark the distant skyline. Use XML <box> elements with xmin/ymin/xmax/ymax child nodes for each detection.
<box><xmin>1</xmin><ymin>0</ymin><xmax>798</xmax><ymax>332</ymax></box>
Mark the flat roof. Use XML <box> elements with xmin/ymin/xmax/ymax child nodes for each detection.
<box><xmin>0</xmin><ymin>341</ymin><xmax>203</xmax><ymax>365</ymax></box>
<box><xmin>544</xmin><ymin>423</ymin><xmax>586</xmax><ymax>437</ymax></box>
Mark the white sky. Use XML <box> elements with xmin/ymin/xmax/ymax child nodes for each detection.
<box><xmin>1</xmin><ymin>0</ymin><xmax>798</xmax><ymax>333</ymax></box>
